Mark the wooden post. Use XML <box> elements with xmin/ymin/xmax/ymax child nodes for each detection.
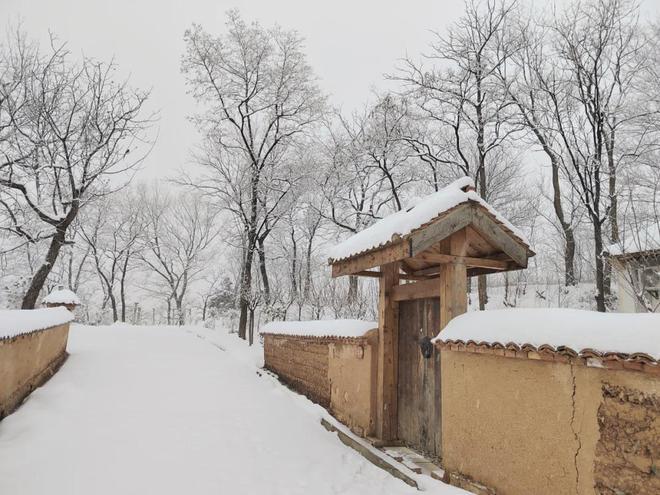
<box><xmin>439</xmin><ymin>230</ymin><xmax>468</xmax><ymax>330</ymax></box>
<box><xmin>376</xmin><ymin>261</ymin><xmax>399</xmax><ymax>442</ymax></box>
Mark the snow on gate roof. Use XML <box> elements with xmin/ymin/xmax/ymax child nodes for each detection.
<box><xmin>433</xmin><ymin>308</ymin><xmax>660</xmax><ymax>369</ymax></box>
<box><xmin>260</xmin><ymin>319</ymin><xmax>378</xmax><ymax>340</ymax></box>
<box><xmin>328</xmin><ymin>177</ymin><xmax>530</xmax><ymax>263</ymax></box>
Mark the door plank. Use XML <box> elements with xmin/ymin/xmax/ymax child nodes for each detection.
<box><xmin>397</xmin><ymin>298</ymin><xmax>442</xmax><ymax>458</ymax></box>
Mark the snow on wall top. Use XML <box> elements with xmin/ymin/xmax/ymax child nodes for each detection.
<box><xmin>433</xmin><ymin>308</ymin><xmax>660</xmax><ymax>360</ymax></box>
<box><xmin>260</xmin><ymin>319</ymin><xmax>377</xmax><ymax>339</ymax></box>
<box><xmin>328</xmin><ymin>177</ymin><xmax>530</xmax><ymax>262</ymax></box>
<box><xmin>42</xmin><ymin>288</ymin><xmax>81</xmax><ymax>305</ymax></box>
<box><xmin>606</xmin><ymin>223</ymin><xmax>660</xmax><ymax>256</ymax></box>
<box><xmin>0</xmin><ymin>307</ymin><xmax>74</xmax><ymax>340</ymax></box>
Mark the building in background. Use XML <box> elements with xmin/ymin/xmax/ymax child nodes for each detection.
<box><xmin>607</xmin><ymin>226</ymin><xmax>660</xmax><ymax>313</ymax></box>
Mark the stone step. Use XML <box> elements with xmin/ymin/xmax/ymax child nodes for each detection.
<box><xmin>320</xmin><ymin>418</ymin><xmax>419</xmax><ymax>489</ymax></box>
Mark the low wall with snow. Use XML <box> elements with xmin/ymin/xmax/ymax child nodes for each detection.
<box><xmin>262</xmin><ymin>320</ymin><xmax>378</xmax><ymax>437</ymax></box>
<box><xmin>434</xmin><ymin>309</ymin><xmax>660</xmax><ymax>495</ymax></box>
<box><xmin>0</xmin><ymin>308</ymin><xmax>73</xmax><ymax>420</ymax></box>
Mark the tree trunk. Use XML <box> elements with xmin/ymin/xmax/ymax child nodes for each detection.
<box><xmin>605</xmin><ymin>127</ymin><xmax>619</xmax><ymax>244</ymax></box>
<box><xmin>257</xmin><ymin>237</ymin><xmax>270</xmax><ymax>305</ymax></box>
<box><xmin>548</xmin><ymin>155</ymin><xmax>577</xmax><ymax>286</ymax></box>
<box><xmin>604</xmin><ymin>127</ymin><xmax>617</xmax><ymax>304</ymax></box>
<box><xmin>120</xmin><ymin>254</ymin><xmax>130</xmax><ymax>322</ymax></box>
<box><xmin>22</xmin><ymin>227</ymin><xmax>67</xmax><ymax>309</ymax></box>
<box><xmin>304</xmin><ymin>234</ymin><xmax>314</xmax><ymax>300</ymax></box>
<box><xmin>176</xmin><ymin>297</ymin><xmax>184</xmax><ymax>325</ymax></box>
<box><xmin>109</xmin><ymin>293</ymin><xmax>118</xmax><ymax>323</ymax></box>
<box><xmin>476</xmin><ymin>165</ymin><xmax>488</xmax><ymax>311</ymax></box>
<box><xmin>239</xmin><ymin>170</ymin><xmax>260</xmax><ymax>340</ymax></box>
<box><xmin>475</xmin><ymin>61</ymin><xmax>488</xmax><ymax>311</ymax></box>
<box><xmin>290</xmin><ymin>227</ymin><xmax>298</xmax><ymax>303</ymax></box>
<box><xmin>248</xmin><ymin>309</ymin><xmax>254</xmax><ymax>346</ymax></box>
<box><xmin>593</xmin><ymin>219</ymin><xmax>606</xmax><ymax>312</ymax></box>
<box><xmin>238</xmin><ymin>242</ymin><xmax>255</xmax><ymax>340</ymax></box>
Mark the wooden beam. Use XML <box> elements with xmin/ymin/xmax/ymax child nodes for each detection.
<box><xmin>471</xmin><ymin>208</ymin><xmax>528</xmax><ymax>268</ymax></box>
<box><xmin>376</xmin><ymin>262</ymin><xmax>399</xmax><ymax>442</ymax></box>
<box><xmin>410</xmin><ymin>204</ymin><xmax>473</xmax><ymax>255</ymax></box>
<box><xmin>391</xmin><ymin>278</ymin><xmax>442</xmax><ymax>301</ymax></box>
<box><xmin>331</xmin><ymin>240</ymin><xmax>411</xmax><ymax>278</ymax></box>
<box><xmin>400</xmin><ymin>273</ymin><xmax>434</xmax><ymax>281</ymax></box>
<box><xmin>355</xmin><ymin>270</ymin><xmax>381</xmax><ymax>278</ymax></box>
<box><xmin>399</xmin><ymin>259</ymin><xmax>415</xmax><ymax>274</ymax></box>
<box><xmin>467</xmin><ymin>264</ymin><xmax>521</xmax><ymax>278</ymax></box>
<box><xmin>413</xmin><ymin>252</ymin><xmax>509</xmax><ymax>270</ymax></box>
<box><xmin>355</xmin><ymin>270</ymin><xmax>432</xmax><ymax>281</ymax></box>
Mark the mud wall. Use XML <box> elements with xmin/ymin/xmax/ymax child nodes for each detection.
<box><xmin>441</xmin><ymin>350</ymin><xmax>659</xmax><ymax>495</ymax></box>
<box><xmin>263</xmin><ymin>335</ymin><xmax>331</xmax><ymax>406</ymax></box>
<box><xmin>0</xmin><ymin>323</ymin><xmax>70</xmax><ymax>419</ymax></box>
<box><xmin>263</xmin><ymin>332</ymin><xmax>377</xmax><ymax>436</ymax></box>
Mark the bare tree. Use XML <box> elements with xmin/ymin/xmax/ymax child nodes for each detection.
<box><xmin>140</xmin><ymin>188</ymin><xmax>218</xmax><ymax>326</ymax></box>
<box><xmin>317</xmin><ymin>113</ymin><xmax>393</xmax><ymax>305</ymax></box>
<box><xmin>360</xmin><ymin>94</ymin><xmax>417</xmax><ymax>211</ymax></box>
<box><xmin>395</xmin><ymin>0</ymin><xmax>522</xmax><ymax>309</ymax></box>
<box><xmin>545</xmin><ymin>0</ymin><xmax>654</xmax><ymax>311</ymax></box>
<box><xmin>79</xmin><ymin>193</ymin><xmax>144</xmax><ymax>322</ymax></box>
<box><xmin>182</xmin><ymin>11</ymin><xmax>326</xmax><ymax>339</ymax></box>
<box><xmin>501</xmin><ymin>18</ymin><xmax>581</xmax><ymax>286</ymax></box>
<box><xmin>0</xmin><ymin>30</ymin><xmax>153</xmax><ymax>308</ymax></box>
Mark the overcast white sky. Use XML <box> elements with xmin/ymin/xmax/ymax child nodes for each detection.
<box><xmin>2</xmin><ymin>0</ymin><xmax>659</xmax><ymax>180</ymax></box>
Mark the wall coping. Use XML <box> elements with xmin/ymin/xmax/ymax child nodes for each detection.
<box><xmin>434</xmin><ymin>340</ymin><xmax>660</xmax><ymax>375</ymax></box>
<box><xmin>0</xmin><ymin>308</ymin><xmax>74</xmax><ymax>341</ymax></box>
<box><xmin>263</xmin><ymin>329</ymin><xmax>378</xmax><ymax>346</ymax></box>
<box><xmin>0</xmin><ymin>321</ymin><xmax>71</xmax><ymax>344</ymax></box>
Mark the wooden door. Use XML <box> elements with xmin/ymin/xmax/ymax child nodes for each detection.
<box><xmin>397</xmin><ymin>297</ymin><xmax>442</xmax><ymax>459</ymax></box>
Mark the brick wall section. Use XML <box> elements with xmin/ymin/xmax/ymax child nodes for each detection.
<box><xmin>594</xmin><ymin>383</ymin><xmax>660</xmax><ymax>494</ymax></box>
<box><xmin>264</xmin><ymin>335</ymin><xmax>331</xmax><ymax>407</ymax></box>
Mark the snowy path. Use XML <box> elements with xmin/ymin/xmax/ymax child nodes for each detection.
<box><xmin>0</xmin><ymin>324</ymin><xmax>466</xmax><ymax>495</ymax></box>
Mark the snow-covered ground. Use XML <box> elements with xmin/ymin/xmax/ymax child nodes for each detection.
<box><xmin>0</xmin><ymin>324</ymin><xmax>466</xmax><ymax>495</ymax></box>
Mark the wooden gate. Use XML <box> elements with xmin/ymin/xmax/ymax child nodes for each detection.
<box><xmin>397</xmin><ymin>297</ymin><xmax>442</xmax><ymax>459</ymax></box>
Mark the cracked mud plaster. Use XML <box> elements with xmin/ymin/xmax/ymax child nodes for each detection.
<box><xmin>569</xmin><ymin>364</ymin><xmax>583</xmax><ymax>495</ymax></box>
<box><xmin>594</xmin><ymin>383</ymin><xmax>660</xmax><ymax>495</ymax></box>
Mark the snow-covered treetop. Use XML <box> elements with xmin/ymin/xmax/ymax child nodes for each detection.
<box><xmin>0</xmin><ymin>308</ymin><xmax>74</xmax><ymax>340</ymax></box>
<box><xmin>260</xmin><ymin>319</ymin><xmax>377</xmax><ymax>339</ymax></box>
<box><xmin>434</xmin><ymin>308</ymin><xmax>660</xmax><ymax>360</ymax></box>
<box><xmin>42</xmin><ymin>288</ymin><xmax>81</xmax><ymax>306</ymax></box>
<box><xmin>328</xmin><ymin>177</ymin><xmax>530</xmax><ymax>262</ymax></box>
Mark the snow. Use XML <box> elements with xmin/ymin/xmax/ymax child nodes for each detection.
<box><xmin>42</xmin><ymin>288</ymin><xmax>81</xmax><ymax>306</ymax></box>
<box><xmin>434</xmin><ymin>308</ymin><xmax>660</xmax><ymax>359</ymax></box>
<box><xmin>0</xmin><ymin>308</ymin><xmax>74</xmax><ymax>340</ymax></box>
<box><xmin>328</xmin><ymin>177</ymin><xmax>530</xmax><ymax>262</ymax></box>
<box><xmin>0</xmin><ymin>324</ymin><xmax>466</xmax><ymax>495</ymax></box>
<box><xmin>260</xmin><ymin>319</ymin><xmax>377</xmax><ymax>339</ymax></box>
<box><xmin>606</xmin><ymin>223</ymin><xmax>660</xmax><ymax>256</ymax></box>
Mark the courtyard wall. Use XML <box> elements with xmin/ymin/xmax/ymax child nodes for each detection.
<box><xmin>1</xmin><ymin>317</ymin><xmax>71</xmax><ymax>419</ymax></box>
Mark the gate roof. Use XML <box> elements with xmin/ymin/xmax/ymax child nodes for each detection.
<box><xmin>329</xmin><ymin>177</ymin><xmax>535</xmax><ymax>278</ymax></box>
